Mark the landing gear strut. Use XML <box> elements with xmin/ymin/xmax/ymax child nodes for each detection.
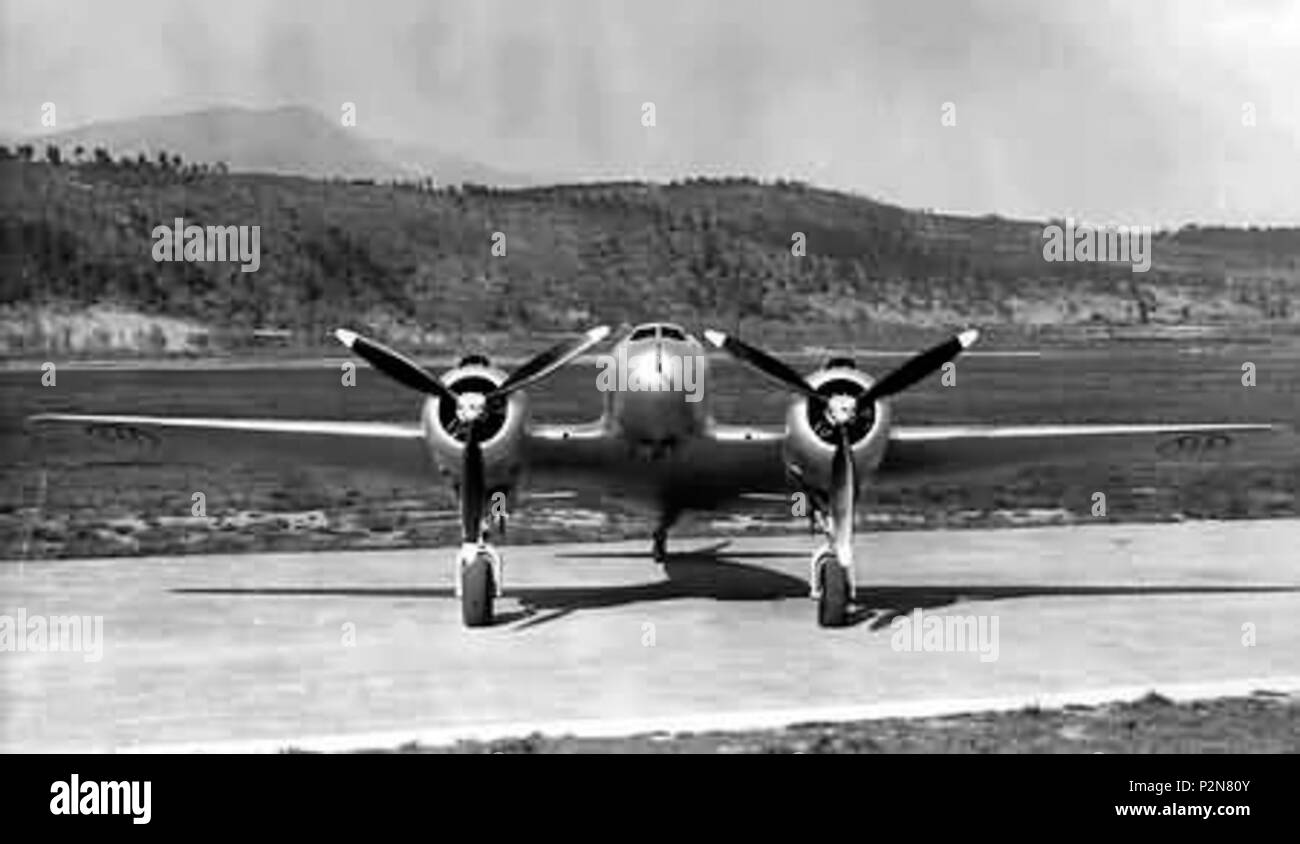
<box><xmin>652</xmin><ymin>528</ymin><xmax>668</xmax><ymax>563</ymax></box>
<box><xmin>651</xmin><ymin>510</ymin><xmax>678</xmax><ymax>563</ymax></box>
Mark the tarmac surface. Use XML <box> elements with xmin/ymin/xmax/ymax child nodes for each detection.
<box><xmin>3</xmin><ymin>518</ymin><xmax>1299</xmax><ymax>752</ymax></box>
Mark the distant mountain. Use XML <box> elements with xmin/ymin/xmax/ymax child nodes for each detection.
<box><xmin>19</xmin><ymin>105</ymin><xmax>534</xmax><ymax>186</ymax></box>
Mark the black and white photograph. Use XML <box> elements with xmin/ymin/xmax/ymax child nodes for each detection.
<box><xmin>1</xmin><ymin>0</ymin><xmax>1297</xmax><ymax>799</ymax></box>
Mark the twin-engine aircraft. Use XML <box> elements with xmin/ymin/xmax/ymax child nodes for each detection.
<box><xmin>29</xmin><ymin>323</ymin><xmax>1274</xmax><ymax>627</ymax></box>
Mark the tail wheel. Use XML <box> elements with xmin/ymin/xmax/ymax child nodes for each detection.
<box><xmin>817</xmin><ymin>555</ymin><xmax>849</xmax><ymax>628</ymax></box>
<box><xmin>461</xmin><ymin>553</ymin><xmax>495</xmax><ymax>627</ymax></box>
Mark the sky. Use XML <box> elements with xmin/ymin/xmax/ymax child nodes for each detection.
<box><xmin>2</xmin><ymin>0</ymin><xmax>1297</xmax><ymax>226</ymax></box>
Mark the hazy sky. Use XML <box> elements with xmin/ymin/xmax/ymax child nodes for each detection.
<box><xmin>2</xmin><ymin>0</ymin><xmax>1297</xmax><ymax>225</ymax></box>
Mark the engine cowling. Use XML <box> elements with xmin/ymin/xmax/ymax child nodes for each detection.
<box><xmin>420</xmin><ymin>360</ymin><xmax>529</xmax><ymax>492</ymax></box>
<box><xmin>782</xmin><ymin>364</ymin><xmax>892</xmax><ymax>493</ymax></box>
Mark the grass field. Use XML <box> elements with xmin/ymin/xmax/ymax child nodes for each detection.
<box><xmin>368</xmin><ymin>692</ymin><xmax>1300</xmax><ymax>754</ymax></box>
<box><xmin>3</xmin><ymin>338</ymin><xmax>1299</xmax><ymax>559</ymax></box>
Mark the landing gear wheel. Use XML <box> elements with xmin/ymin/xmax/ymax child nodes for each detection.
<box><xmin>817</xmin><ymin>554</ymin><xmax>849</xmax><ymax>628</ymax></box>
<box><xmin>461</xmin><ymin>553</ymin><xmax>495</xmax><ymax>627</ymax></box>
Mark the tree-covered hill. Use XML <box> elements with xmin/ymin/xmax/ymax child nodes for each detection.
<box><xmin>2</xmin><ymin>151</ymin><xmax>1298</xmax><ymax>354</ymax></box>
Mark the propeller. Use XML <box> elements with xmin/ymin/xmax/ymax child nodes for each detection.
<box><xmin>494</xmin><ymin>326</ymin><xmax>611</xmax><ymax>395</ymax></box>
<box><xmin>704</xmin><ymin>328</ymin><xmax>979</xmax><ymax>564</ymax></box>
<box><xmin>701</xmin><ymin>330</ymin><xmax>822</xmax><ymax>401</ymax></box>
<box><xmin>335</xmin><ymin>325</ymin><xmax>611</xmax><ymax>542</ymax></box>
<box><xmin>704</xmin><ymin>328</ymin><xmax>978</xmax><ymax>416</ymax></box>
<box><xmin>334</xmin><ymin>329</ymin><xmax>459</xmax><ymax>405</ymax></box>
<box><xmin>855</xmin><ymin>329</ymin><xmax>979</xmax><ymax>411</ymax></box>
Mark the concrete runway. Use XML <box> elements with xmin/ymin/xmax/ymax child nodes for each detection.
<box><xmin>3</xmin><ymin>518</ymin><xmax>1300</xmax><ymax>752</ymax></box>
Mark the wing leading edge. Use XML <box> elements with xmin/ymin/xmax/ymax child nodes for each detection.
<box><xmin>25</xmin><ymin>412</ymin><xmax>627</xmax><ymax>487</ymax></box>
<box><xmin>25</xmin><ymin>413</ymin><xmax>432</xmax><ymax>478</ymax></box>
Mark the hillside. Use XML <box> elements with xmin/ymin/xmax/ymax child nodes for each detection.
<box><xmin>2</xmin><ymin>153</ymin><xmax>1299</xmax><ymax>355</ymax></box>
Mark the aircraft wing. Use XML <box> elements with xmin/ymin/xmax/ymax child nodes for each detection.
<box><xmin>523</xmin><ymin>420</ymin><xmax>622</xmax><ymax>486</ymax></box>
<box><xmin>24</xmin><ymin>413</ymin><xmax>434</xmax><ymax>479</ymax></box>
<box><xmin>658</xmin><ymin>421</ymin><xmax>1282</xmax><ymax>504</ymax></box>
<box><xmin>26</xmin><ymin>414</ymin><xmax>1283</xmax><ymax>500</ymax></box>
<box><xmin>879</xmin><ymin>422</ymin><xmax>1282</xmax><ymax>481</ymax></box>
<box><xmin>21</xmin><ymin>413</ymin><xmax>785</xmax><ymax>502</ymax></box>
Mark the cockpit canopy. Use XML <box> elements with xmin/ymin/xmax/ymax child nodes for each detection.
<box><xmin>628</xmin><ymin>323</ymin><xmax>689</xmax><ymax>342</ymax></box>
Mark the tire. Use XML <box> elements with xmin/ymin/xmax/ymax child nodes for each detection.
<box><xmin>461</xmin><ymin>554</ymin><xmax>495</xmax><ymax>628</ymax></box>
<box><xmin>817</xmin><ymin>555</ymin><xmax>849</xmax><ymax>628</ymax></box>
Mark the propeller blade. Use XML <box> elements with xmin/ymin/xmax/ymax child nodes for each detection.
<box><xmin>491</xmin><ymin>325</ymin><xmax>611</xmax><ymax>398</ymax></box>
<box><xmin>460</xmin><ymin>424</ymin><xmax>486</xmax><ymax>543</ymax></box>
<box><xmin>703</xmin><ymin>330</ymin><xmax>822</xmax><ymax>400</ymax></box>
<box><xmin>334</xmin><ymin>328</ymin><xmax>459</xmax><ymax>404</ymax></box>
<box><xmin>858</xmin><ymin>328</ymin><xmax>979</xmax><ymax>407</ymax></box>
<box><xmin>829</xmin><ymin>424</ymin><xmax>855</xmax><ymax>566</ymax></box>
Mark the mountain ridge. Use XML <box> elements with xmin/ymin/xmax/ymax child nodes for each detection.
<box><xmin>11</xmin><ymin>104</ymin><xmax>534</xmax><ymax>186</ymax></box>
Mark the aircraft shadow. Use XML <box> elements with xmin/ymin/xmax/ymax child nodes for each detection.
<box><xmin>173</xmin><ymin>546</ymin><xmax>810</xmax><ymax>630</ymax></box>
<box><xmin>850</xmin><ymin>584</ymin><xmax>1300</xmax><ymax>630</ymax></box>
<box><xmin>555</xmin><ymin>550</ymin><xmax>803</xmax><ymax>561</ymax></box>
<box><xmin>171</xmin><ymin>549</ymin><xmax>1300</xmax><ymax>632</ymax></box>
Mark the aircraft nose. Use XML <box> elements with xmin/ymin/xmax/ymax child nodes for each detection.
<box><xmin>626</xmin><ymin>349</ymin><xmax>673</xmax><ymax>390</ymax></box>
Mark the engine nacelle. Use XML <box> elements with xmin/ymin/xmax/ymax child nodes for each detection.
<box><xmin>420</xmin><ymin>361</ymin><xmax>528</xmax><ymax>495</ymax></box>
<box><xmin>782</xmin><ymin>364</ymin><xmax>892</xmax><ymax>494</ymax></box>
